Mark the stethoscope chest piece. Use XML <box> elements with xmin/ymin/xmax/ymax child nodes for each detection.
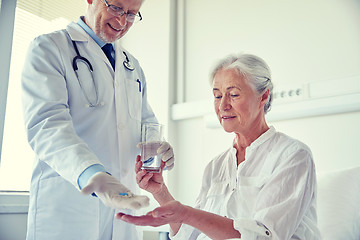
<box><xmin>123</xmin><ymin>60</ymin><xmax>135</xmax><ymax>71</ymax></box>
<box><xmin>122</xmin><ymin>51</ymin><xmax>135</xmax><ymax>71</ymax></box>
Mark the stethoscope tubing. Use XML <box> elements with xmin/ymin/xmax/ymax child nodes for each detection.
<box><xmin>72</xmin><ymin>40</ymin><xmax>100</xmax><ymax>107</ymax></box>
<box><xmin>71</xmin><ymin>39</ymin><xmax>136</xmax><ymax>108</ymax></box>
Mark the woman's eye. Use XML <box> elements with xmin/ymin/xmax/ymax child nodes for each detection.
<box><xmin>214</xmin><ymin>95</ymin><xmax>222</xmax><ymax>99</ymax></box>
<box><xmin>230</xmin><ymin>94</ymin><xmax>239</xmax><ymax>97</ymax></box>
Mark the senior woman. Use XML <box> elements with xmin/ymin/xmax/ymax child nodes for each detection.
<box><xmin>117</xmin><ymin>54</ymin><xmax>321</xmax><ymax>240</ymax></box>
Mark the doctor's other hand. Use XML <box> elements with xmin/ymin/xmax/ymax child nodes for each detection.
<box><xmin>137</xmin><ymin>141</ymin><xmax>175</xmax><ymax>170</ymax></box>
<box><xmin>116</xmin><ymin>200</ymin><xmax>187</xmax><ymax>227</ymax></box>
<box><xmin>81</xmin><ymin>172</ymin><xmax>150</xmax><ymax>210</ymax></box>
<box><xmin>135</xmin><ymin>155</ymin><xmax>165</xmax><ymax>195</ymax></box>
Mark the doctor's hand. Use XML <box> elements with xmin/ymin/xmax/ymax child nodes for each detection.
<box><xmin>81</xmin><ymin>172</ymin><xmax>149</xmax><ymax>210</ymax></box>
<box><xmin>135</xmin><ymin>155</ymin><xmax>165</xmax><ymax>195</ymax></box>
<box><xmin>137</xmin><ymin>141</ymin><xmax>175</xmax><ymax>170</ymax></box>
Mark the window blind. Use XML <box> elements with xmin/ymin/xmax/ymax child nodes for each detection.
<box><xmin>0</xmin><ymin>0</ymin><xmax>86</xmax><ymax>191</ymax></box>
<box><xmin>17</xmin><ymin>0</ymin><xmax>86</xmax><ymax>22</ymax></box>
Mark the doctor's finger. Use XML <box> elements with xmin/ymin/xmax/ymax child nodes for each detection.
<box><xmin>136</xmin><ymin>142</ymin><xmax>144</xmax><ymax>149</ymax></box>
<box><xmin>157</xmin><ymin>142</ymin><xmax>171</xmax><ymax>155</ymax></box>
<box><xmin>161</xmin><ymin>149</ymin><xmax>174</xmax><ymax>162</ymax></box>
<box><xmin>165</xmin><ymin>163</ymin><xmax>174</xmax><ymax>171</ymax></box>
<box><xmin>112</xmin><ymin>195</ymin><xmax>149</xmax><ymax>210</ymax></box>
<box><xmin>164</xmin><ymin>157</ymin><xmax>174</xmax><ymax>167</ymax></box>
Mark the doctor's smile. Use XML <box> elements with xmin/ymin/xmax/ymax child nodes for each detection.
<box><xmin>108</xmin><ymin>23</ymin><xmax>125</xmax><ymax>32</ymax></box>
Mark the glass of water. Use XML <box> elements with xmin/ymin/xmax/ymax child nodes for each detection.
<box><xmin>140</xmin><ymin>123</ymin><xmax>164</xmax><ymax>172</ymax></box>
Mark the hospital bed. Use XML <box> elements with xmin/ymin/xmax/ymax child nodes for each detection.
<box><xmin>317</xmin><ymin>166</ymin><xmax>360</xmax><ymax>240</ymax></box>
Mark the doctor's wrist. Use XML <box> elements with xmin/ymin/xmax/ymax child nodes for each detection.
<box><xmin>78</xmin><ymin>164</ymin><xmax>107</xmax><ymax>190</ymax></box>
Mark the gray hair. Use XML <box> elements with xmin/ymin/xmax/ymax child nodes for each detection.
<box><xmin>210</xmin><ymin>53</ymin><xmax>273</xmax><ymax>114</ymax></box>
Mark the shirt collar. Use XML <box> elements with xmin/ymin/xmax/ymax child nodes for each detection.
<box><xmin>77</xmin><ymin>16</ymin><xmax>111</xmax><ymax>49</ymax></box>
<box><xmin>247</xmin><ymin>126</ymin><xmax>276</xmax><ymax>151</ymax></box>
<box><xmin>231</xmin><ymin>126</ymin><xmax>276</xmax><ymax>161</ymax></box>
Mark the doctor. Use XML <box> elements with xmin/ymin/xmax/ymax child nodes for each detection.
<box><xmin>21</xmin><ymin>0</ymin><xmax>174</xmax><ymax>239</ymax></box>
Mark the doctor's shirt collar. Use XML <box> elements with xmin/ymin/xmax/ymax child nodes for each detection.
<box><xmin>77</xmin><ymin>16</ymin><xmax>113</xmax><ymax>49</ymax></box>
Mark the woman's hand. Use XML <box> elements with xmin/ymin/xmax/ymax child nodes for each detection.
<box><xmin>116</xmin><ymin>200</ymin><xmax>187</xmax><ymax>227</ymax></box>
<box><xmin>116</xmin><ymin>199</ymin><xmax>241</xmax><ymax>240</ymax></box>
<box><xmin>136</xmin><ymin>155</ymin><xmax>165</xmax><ymax>195</ymax></box>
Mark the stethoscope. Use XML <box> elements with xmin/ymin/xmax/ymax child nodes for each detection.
<box><xmin>71</xmin><ymin>40</ymin><xmax>135</xmax><ymax>107</ymax></box>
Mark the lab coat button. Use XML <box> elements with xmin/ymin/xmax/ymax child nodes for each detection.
<box><xmin>117</xmin><ymin>123</ymin><xmax>123</xmax><ymax>130</ymax></box>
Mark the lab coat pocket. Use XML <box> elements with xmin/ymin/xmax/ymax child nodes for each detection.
<box><xmin>203</xmin><ymin>181</ymin><xmax>229</xmax><ymax>215</ymax></box>
<box><xmin>125</xmin><ymin>78</ymin><xmax>142</xmax><ymax>121</ymax></box>
<box><xmin>237</xmin><ymin>175</ymin><xmax>267</xmax><ymax>214</ymax></box>
<box><xmin>35</xmin><ymin>176</ymin><xmax>99</xmax><ymax>239</ymax></box>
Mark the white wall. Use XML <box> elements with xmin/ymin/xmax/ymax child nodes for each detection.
<box><xmin>121</xmin><ymin>0</ymin><xmax>171</xmax><ymax>127</ymax></box>
<box><xmin>182</xmin><ymin>0</ymin><xmax>360</xmax><ymax>101</ymax></box>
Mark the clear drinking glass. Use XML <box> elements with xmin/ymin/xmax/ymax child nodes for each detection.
<box><xmin>140</xmin><ymin>123</ymin><xmax>164</xmax><ymax>172</ymax></box>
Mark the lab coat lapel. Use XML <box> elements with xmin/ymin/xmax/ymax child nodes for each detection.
<box><xmin>114</xmin><ymin>41</ymin><xmax>131</xmax><ymax>83</ymax></box>
<box><xmin>66</xmin><ymin>22</ymin><xmax>113</xmax><ymax>70</ymax></box>
<box><xmin>114</xmin><ymin>41</ymin><xmax>126</xmax><ymax>73</ymax></box>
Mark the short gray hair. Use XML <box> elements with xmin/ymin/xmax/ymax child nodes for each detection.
<box><xmin>210</xmin><ymin>53</ymin><xmax>273</xmax><ymax>114</ymax></box>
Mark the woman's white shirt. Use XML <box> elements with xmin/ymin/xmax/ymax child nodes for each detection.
<box><xmin>171</xmin><ymin>126</ymin><xmax>321</xmax><ymax>240</ymax></box>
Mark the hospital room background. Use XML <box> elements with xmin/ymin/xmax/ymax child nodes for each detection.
<box><xmin>0</xmin><ymin>0</ymin><xmax>359</xmax><ymax>239</ymax></box>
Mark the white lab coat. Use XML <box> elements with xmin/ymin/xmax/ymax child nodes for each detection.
<box><xmin>22</xmin><ymin>22</ymin><xmax>157</xmax><ymax>240</ymax></box>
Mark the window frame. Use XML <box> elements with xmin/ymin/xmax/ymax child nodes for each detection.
<box><xmin>0</xmin><ymin>0</ymin><xmax>17</xmax><ymax>167</ymax></box>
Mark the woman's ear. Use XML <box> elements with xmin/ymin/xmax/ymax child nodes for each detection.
<box><xmin>260</xmin><ymin>89</ymin><xmax>270</xmax><ymax>106</ymax></box>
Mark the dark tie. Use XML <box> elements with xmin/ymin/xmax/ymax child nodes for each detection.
<box><xmin>102</xmin><ymin>43</ymin><xmax>115</xmax><ymax>70</ymax></box>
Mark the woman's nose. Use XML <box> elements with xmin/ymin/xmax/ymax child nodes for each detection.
<box><xmin>219</xmin><ymin>96</ymin><xmax>231</xmax><ymax>111</ymax></box>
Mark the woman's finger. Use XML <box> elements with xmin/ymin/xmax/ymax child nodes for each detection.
<box><xmin>135</xmin><ymin>155</ymin><xmax>142</xmax><ymax>173</ymax></box>
<box><xmin>138</xmin><ymin>172</ymin><xmax>153</xmax><ymax>189</ymax></box>
<box><xmin>136</xmin><ymin>169</ymin><xmax>147</xmax><ymax>184</ymax></box>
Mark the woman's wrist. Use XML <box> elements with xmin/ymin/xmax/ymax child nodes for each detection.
<box><xmin>177</xmin><ymin>203</ymin><xmax>191</xmax><ymax>224</ymax></box>
<box><xmin>153</xmin><ymin>184</ymin><xmax>174</xmax><ymax>205</ymax></box>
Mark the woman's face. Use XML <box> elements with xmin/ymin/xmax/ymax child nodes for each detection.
<box><xmin>212</xmin><ymin>68</ymin><xmax>266</xmax><ymax>134</ymax></box>
<box><xmin>85</xmin><ymin>0</ymin><xmax>142</xmax><ymax>43</ymax></box>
